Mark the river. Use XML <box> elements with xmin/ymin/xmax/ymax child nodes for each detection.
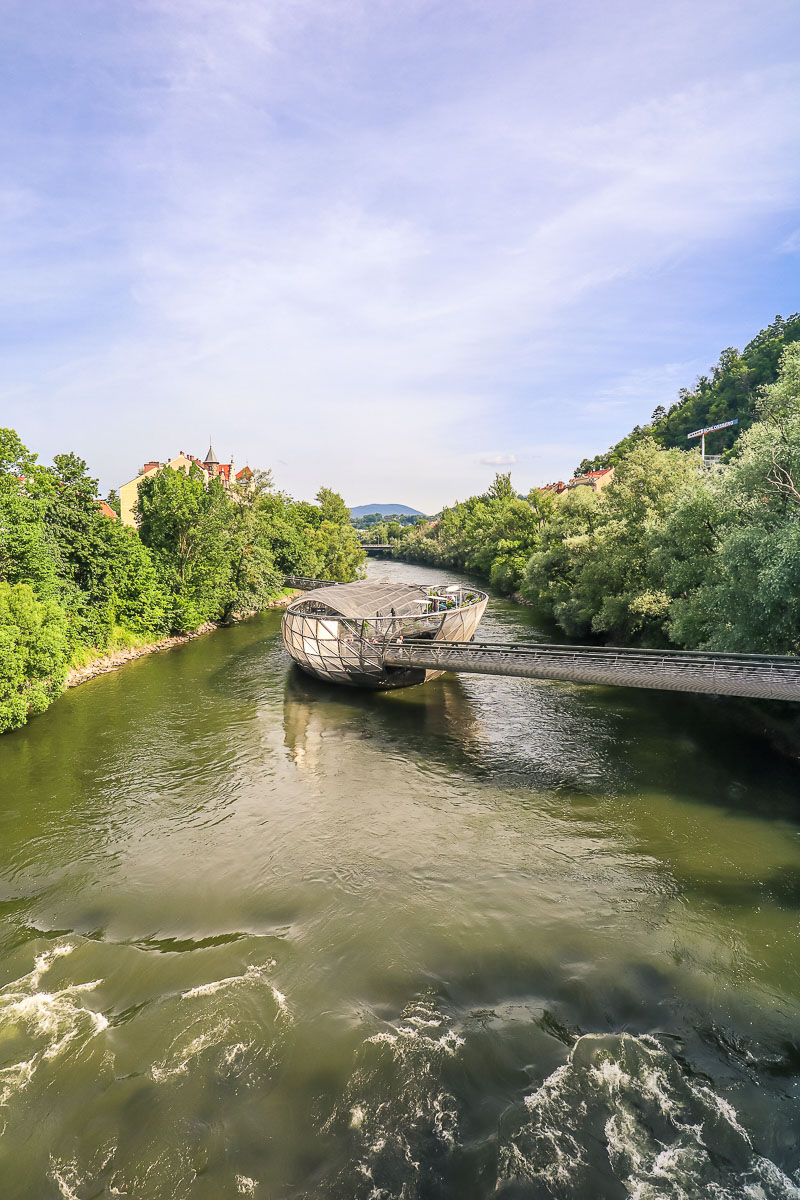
<box><xmin>1</xmin><ymin>559</ymin><xmax>799</xmax><ymax>1199</ymax></box>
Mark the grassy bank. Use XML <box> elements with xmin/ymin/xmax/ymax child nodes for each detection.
<box><xmin>64</xmin><ymin>591</ymin><xmax>297</xmax><ymax>689</ymax></box>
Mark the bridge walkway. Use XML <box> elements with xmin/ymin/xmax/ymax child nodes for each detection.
<box><xmin>382</xmin><ymin>639</ymin><xmax>800</xmax><ymax>702</ymax></box>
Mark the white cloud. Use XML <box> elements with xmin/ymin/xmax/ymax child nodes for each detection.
<box><xmin>480</xmin><ymin>453</ymin><xmax>517</xmax><ymax>466</ymax></box>
<box><xmin>2</xmin><ymin>1</ymin><xmax>800</xmax><ymax>508</ymax></box>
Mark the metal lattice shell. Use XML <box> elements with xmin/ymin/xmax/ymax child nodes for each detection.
<box><xmin>281</xmin><ymin>579</ymin><xmax>488</xmax><ymax>689</ymax></box>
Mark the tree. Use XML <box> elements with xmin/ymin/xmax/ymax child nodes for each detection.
<box><xmin>44</xmin><ymin>452</ymin><xmax>117</xmax><ymax>649</ymax></box>
<box><xmin>0</xmin><ymin>583</ymin><xmax>70</xmax><ymax>733</ymax></box>
<box><xmin>668</xmin><ymin>343</ymin><xmax>800</xmax><ymax>653</ymax></box>
<box><xmin>524</xmin><ymin>441</ymin><xmax>702</xmax><ymax>642</ymax></box>
<box><xmin>522</xmin><ymin>488</ymin><xmax>605</xmax><ymax>632</ymax></box>
<box><xmin>135</xmin><ymin>465</ymin><xmax>233</xmax><ymax>629</ymax></box>
<box><xmin>0</xmin><ymin>429</ymin><xmax>60</xmax><ymax>594</ymax></box>
<box><xmin>103</xmin><ymin>522</ymin><xmax>169</xmax><ymax>635</ymax></box>
<box><xmin>316</xmin><ymin>486</ymin><xmax>351</xmax><ymax>525</ymax></box>
<box><xmin>368</xmin><ymin>522</ymin><xmax>389</xmax><ymax>545</ymax></box>
<box><xmin>218</xmin><ymin>472</ymin><xmax>282</xmax><ymax>620</ymax></box>
<box><xmin>486</xmin><ymin>472</ymin><xmax>515</xmax><ymax>501</ymax></box>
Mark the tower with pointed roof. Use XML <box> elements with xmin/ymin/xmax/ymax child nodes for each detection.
<box><xmin>204</xmin><ymin>441</ymin><xmax>219</xmax><ymax>478</ymax></box>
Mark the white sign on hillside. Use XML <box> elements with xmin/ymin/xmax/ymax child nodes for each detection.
<box><xmin>687</xmin><ymin>419</ymin><xmax>738</xmax><ymax>439</ymax></box>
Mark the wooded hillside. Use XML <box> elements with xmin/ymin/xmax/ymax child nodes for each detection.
<box><xmin>577</xmin><ymin>313</ymin><xmax>800</xmax><ymax>474</ymax></box>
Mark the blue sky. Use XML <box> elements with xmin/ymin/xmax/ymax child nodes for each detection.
<box><xmin>2</xmin><ymin>0</ymin><xmax>799</xmax><ymax>511</ymax></box>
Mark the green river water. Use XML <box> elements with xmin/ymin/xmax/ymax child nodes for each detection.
<box><xmin>1</xmin><ymin>559</ymin><xmax>799</xmax><ymax>1199</ymax></box>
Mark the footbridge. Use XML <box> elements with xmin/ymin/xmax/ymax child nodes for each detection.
<box><xmin>383</xmin><ymin>640</ymin><xmax>800</xmax><ymax>702</ymax></box>
<box><xmin>283</xmin><ymin>577</ymin><xmax>800</xmax><ymax>701</ymax></box>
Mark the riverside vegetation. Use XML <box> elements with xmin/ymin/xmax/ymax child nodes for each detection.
<box><xmin>398</xmin><ymin>319</ymin><xmax>800</xmax><ymax>655</ymax></box>
<box><xmin>0</xmin><ymin>437</ymin><xmax>364</xmax><ymax>732</ymax></box>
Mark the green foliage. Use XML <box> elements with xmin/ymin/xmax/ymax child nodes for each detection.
<box><xmin>45</xmin><ymin>452</ymin><xmax>116</xmax><ymax>650</ymax></box>
<box><xmin>521</xmin><ymin>489</ymin><xmax>606</xmax><ymax>634</ymax></box>
<box><xmin>369</xmin><ymin>522</ymin><xmax>389</xmax><ymax>544</ymax></box>
<box><xmin>0</xmin><ymin>583</ymin><xmax>70</xmax><ymax>733</ymax></box>
<box><xmin>533</xmin><ymin>440</ymin><xmax>702</xmax><ymax>642</ymax></box>
<box><xmin>104</xmin><ymin>522</ymin><xmax>169</xmax><ymax>635</ymax></box>
<box><xmin>0</xmin><ymin>429</ymin><xmax>60</xmax><ymax>593</ymax></box>
<box><xmin>316</xmin><ymin>486</ymin><xmax>351</xmax><ymax>525</ymax></box>
<box><xmin>0</xmin><ymin>429</ymin><xmax>363</xmax><ymax>732</ymax></box>
<box><xmin>402</xmin><ymin>340</ymin><xmax>800</xmax><ymax>658</ymax></box>
<box><xmin>351</xmin><ymin>511</ymin><xmax>423</xmax><ymax>530</ymax></box>
<box><xmin>526</xmin><ymin>345</ymin><xmax>800</xmax><ymax>653</ymax></box>
<box><xmin>667</xmin><ymin>342</ymin><xmax>800</xmax><ymax>653</ymax></box>
<box><xmin>397</xmin><ymin>473</ymin><xmax>552</xmax><ymax>595</ymax></box>
<box><xmin>577</xmin><ymin>314</ymin><xmax>800</xmax><ymax>474</ymax></box>
<box><xmin>136</xmin><ymin>465</ymin><xmax>230</xmax><ymax>629</ymax></box>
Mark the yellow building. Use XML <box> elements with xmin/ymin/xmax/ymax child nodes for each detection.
<box><xmin>119</xmin><ymin>444</ymin><xmax>249</xmax><ymax>526</ymax></box>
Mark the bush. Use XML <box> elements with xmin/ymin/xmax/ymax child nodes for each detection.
<box><xmin>0</xmin><ymin>583</ymin><xmax>70</xmax><ymax>733</ymax></box>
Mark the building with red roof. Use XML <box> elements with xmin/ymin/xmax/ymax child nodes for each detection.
<box><xmin>119</xmin><ymin>442</ymin><xmax>254</xmax><ymax>526</ymax></box>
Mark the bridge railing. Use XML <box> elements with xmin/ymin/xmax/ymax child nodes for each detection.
<box><xmin>382</xmin><ymin>638</ymin><xmax>800</xmax><ymax>702</ymax></box>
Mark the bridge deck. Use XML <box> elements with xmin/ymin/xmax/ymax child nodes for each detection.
<box><xmin>382</xmin><ymin>639</ymin><xmax>800</xmax><ymax>702</ymax></box>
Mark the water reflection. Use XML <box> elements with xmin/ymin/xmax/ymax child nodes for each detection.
<box><xmin>283</xmin><ymin>665</ymin><xmax>486</xmax><ymax>775</ymax></box>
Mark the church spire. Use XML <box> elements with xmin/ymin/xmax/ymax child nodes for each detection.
<box><xmin>204</xmin><ymin>441</ymin><xmax>219</xmax><ymax>467</ymax></box>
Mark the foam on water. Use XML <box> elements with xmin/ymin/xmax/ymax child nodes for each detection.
<box><xmin>0</xmin><ymin>946</ymin><xmax>291</xmax><ymax>1196</ymax></box>
<box><xmin>497</xmin><ymin>1032</ymin><xmax>800</xmax><ymax>1199</ymax></box>
<box><xmin>181</xmin><ymin>959</ymin><xmax>291</xmax><ymax>1022</ymax></box>
<box><xmin>320</xmin><ymin>996</ymin><xmax>465</xmax><ymax>1198</ymax></box>
<box><xmin>0</xmin><ymin>942</ymin><xmax>108</xmax><ymax>1111</ymax></box>
<box><xmin>152</xmin><ymin>958</ymin><xmax>290</xmax><ymax>1084</ymax></box>
<box><xmin>180</xmin><ymin>958</ymin><xmax>277</xmax><ymax>999</ymax></box>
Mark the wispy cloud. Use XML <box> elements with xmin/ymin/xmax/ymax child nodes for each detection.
<box><xmin>778</xmin><ymin>229</ymin><xmax>800</xmax><ymax>254</ymax></box>
<box><xmin>2</xmin><ymin>0</ymin><xmax>799</xmax><ymax>507</ymax></box>
<box><xmin>480</xmin><ymin>453</ymin><xmax>517</xmax><ymax>466</ymax></box>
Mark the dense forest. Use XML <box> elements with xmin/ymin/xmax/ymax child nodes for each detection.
<box><xmin>0</xmin><ymin>434</ymin><xmax>364</xmax><ymax>732</ymax></box>
<box><xmin>351</xmin><ymin>512</ymin><xmax>424</xmax><ymax>530</ymax></box>
<box><xmin>398</xmin><ymin>331</ymin><xmax>800</xmax><ymax>657</ymax></box>
<box><xmin>576</xmin><ymin>313</ymin><xmax>800</xmax><ymax>473</ymax></box>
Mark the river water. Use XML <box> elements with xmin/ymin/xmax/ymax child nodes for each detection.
<box><xmin>1</xmin><ymin>559</ymin><xmax>799</xmax><ymax>1199</ymax></box>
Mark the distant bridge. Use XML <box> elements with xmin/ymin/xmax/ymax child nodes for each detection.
<box><xmin>360</xmin><ymin>543</ymin><xmax>392</xmax><ymax>551</ymax></box>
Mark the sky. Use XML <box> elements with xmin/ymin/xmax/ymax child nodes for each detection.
<box><xmin>1</xmin><ymin>0</ymin><xmax>799</xmax><ymax>512</ymax></box>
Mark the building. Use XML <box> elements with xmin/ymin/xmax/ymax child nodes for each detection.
<box><xmin>96</xmin><ymin>500</ymin><xmax>118</xmax><ymax>520</ymax></box>
<box><xmin>538</xmin><ymin>467</ymin><xmax>614</xmax><ymax>498</ymax></box>
<box><xmin>119</xmin><ymin>443</ymin><xmax>252</xmax><ymax>526</ymax></box>
<box><xmin>567</xmin><ymin>467</ymin><xmax>614</xmax><ymax>493</ymax></box>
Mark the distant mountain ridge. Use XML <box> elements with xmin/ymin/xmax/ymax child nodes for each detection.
<box><xmin>350</xmin><ymin>503</ymin><xmax>424</xmax><ymax>517</ymax></box>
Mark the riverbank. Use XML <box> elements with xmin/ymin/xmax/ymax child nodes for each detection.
<box><xmin>64</xmin><ymin>591</ymin><xmax>295</xmax><ymax>689</ymax></box>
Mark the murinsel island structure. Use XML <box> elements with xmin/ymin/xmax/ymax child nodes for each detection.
<box><xmin>282</xmin><ymin>579</ymin><xmax>800</xmax><ymax>702</ymax></box>
<box><xmin>282</xmin><ymin>578</ymin><xmax>488</xmax><ymax>688</ymax></box>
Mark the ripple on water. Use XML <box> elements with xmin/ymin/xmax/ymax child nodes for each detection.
<box><xmin>0</xmin><ymin>943</ymin><xmax>108</xmax><ymax>1111</ymax></box>
<box><xmin>0</xmin><ymin>939</ymin><xmax>293</xmax><ymax>1197</ymax></box>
